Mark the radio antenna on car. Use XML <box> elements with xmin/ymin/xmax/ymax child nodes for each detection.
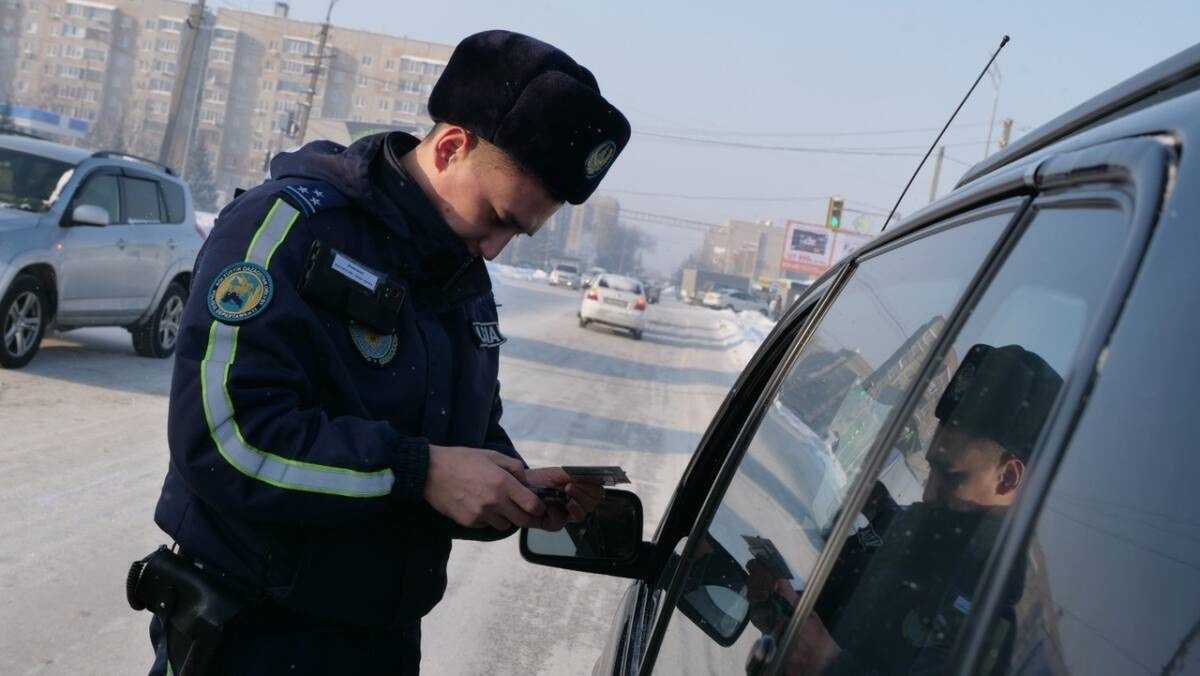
<box><xmin>880</xmin><ymin>35</ymin><xmax>1010</xmax><ymax>233</ymax></box>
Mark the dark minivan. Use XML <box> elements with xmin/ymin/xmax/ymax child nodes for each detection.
<box><xmin>521</xmin><ymin>44</ymin><xmax>1200</xmax><ymax>675</ymax></box>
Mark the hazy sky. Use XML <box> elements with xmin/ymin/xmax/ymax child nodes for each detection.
<box><xmin>218</xmin><ymin>0</ymin><xmax>1199</xmax><ymax>274</ymax></box>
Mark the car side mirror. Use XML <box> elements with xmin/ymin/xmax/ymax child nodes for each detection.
<box><xmin>675</xmin><ymin>534</ymin><xmax>753</xmax><ymax>646</ymax></box>
<box><xmin>520</xmin><ymin>489</ymin><xmax>647</xmax><ymax>577</ymax></box>
<box><xmin>70</xmin><ymin>204</ymin><xmax>110</xmax><ymax>226</ymax></box>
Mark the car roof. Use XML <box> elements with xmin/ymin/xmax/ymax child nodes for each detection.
<box><xmin>0</xmin><ymin>134</ymin><xmax>181</xmax><ymax>182</ymax></box>
<box><xmin>0</xmin><ymin>133</ymin><xmax>91</xmax><ymax>164</ymax></box>
<box><xmin>601</xmin><ymin>273</ymin><xmax>640</xmax><ymax>286</ymax></box>
<box><xmin>958</xmin><ymin>41</ymin><xmax>1200</xmax><ymax>187</ymax></box>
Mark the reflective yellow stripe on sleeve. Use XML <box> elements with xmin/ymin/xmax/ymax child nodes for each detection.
<box><xmin>199</xmin><ymin>198</ymin><xmax>395</xmax><ymax>498</ymax></box>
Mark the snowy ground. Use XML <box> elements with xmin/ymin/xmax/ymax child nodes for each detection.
<box><xmin>0</xmin><ymin>270</ymin><xmax>776</xmax><ymax>675</ymax></box>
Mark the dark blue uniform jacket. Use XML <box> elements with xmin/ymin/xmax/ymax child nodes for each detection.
<box><xmin>154</xmin><ymin>132</ymin><xmax>519</xmax><ymax>628</ymax></box>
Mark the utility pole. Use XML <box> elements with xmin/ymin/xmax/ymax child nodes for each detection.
<box><xmin>928</xmin><ymin>145</ymin><xmax>945</xmax><ymax>204</ymax></box>
<box><xmin>160</xmin><ymin>0</ymin><xmax>209</xmax><ymax>171</ymax></box>
<box><xmin>296</xmin><ymin>0</ymin><xmax>338</xmax><ymax>145</ymax></box>
<box><xmin>983</xmin><ymin>62</ymin><xmax>1002</xmax><ymax>160</ymax></box>
<box><xmin>998</xmin><ymin>118</ymin><xmax>1014</xmax><ymax>150</ymax></box>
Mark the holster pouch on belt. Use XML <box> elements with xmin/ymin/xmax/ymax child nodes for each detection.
<box><xmin>127</xmin><ymin>546</ymin><xmax>246</xmax><ymax>676</ymax></box>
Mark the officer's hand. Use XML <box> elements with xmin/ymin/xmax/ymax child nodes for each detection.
<box><xmin>525</xmin><ymin>467</ymin><xmax>605</xmax><ymax>525</ymax></box>
<box><xmin>424</xmin><ymin>445</ymin><xmax>545</xmax><ymax>531</ymax></box>
<box><xmin>782</xmin><ymin>608</ymin><xmax>841</xmax><ymax>675</ymax></box>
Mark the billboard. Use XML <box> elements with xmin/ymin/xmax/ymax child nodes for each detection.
<box><xmin>780</xmin><ymin>221</ymin><xmax>834</xmax><ymax>277</ymax></box>
<box><xmin>780</xmin><ymin>220</ymin><xmax>875</xmax><ymax>279</ymax></box>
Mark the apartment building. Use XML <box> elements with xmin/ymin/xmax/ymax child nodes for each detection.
<box><xmin>700</xmin><ymin>219</ymin><xmax>786</xmax><ymax>280</ymax></box>
<box><xmin>500</xmin><ymin>196</ymin><xmax>624</xmax><ymax>271</ymax></box>
<box><xmin>0</xmin><ymin>0</ymin><xmax>143</xmax><ymax>142</ymax></box>
<box><xmin>0</xmin><ymin>0</ymin><xmax>452</xmax><ymax>201</ymax></box>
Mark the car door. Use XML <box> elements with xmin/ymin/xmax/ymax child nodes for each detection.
<box><xmin>56</xmin><ymin>168</ymin><xmax>132</xmax><ymax>322</ymax></box>
<box><xmin>637</xmin><ymin>138</ymin><xmax>1169</xmax><ymax>675</ymax></box>
<box><xmin>630</xmin><ymin>200</ymin><xmax>1023</xmax><ymax>674</ymax></box>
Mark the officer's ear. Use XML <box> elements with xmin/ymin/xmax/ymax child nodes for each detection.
<box><xmin>996</xmin><ymin>453</ymin><xmax>1025</xmax><ymax>496</ymax></box>
<box><xmin>430</xmin><ymin>125</ymin><xmax>477</xmax><ymax>172</ymax></box>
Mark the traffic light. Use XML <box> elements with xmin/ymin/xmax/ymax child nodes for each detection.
<box><xmin>825</xmin><ymin>196</ymin><xmax>844</xmax><ymax>229</ymax></box>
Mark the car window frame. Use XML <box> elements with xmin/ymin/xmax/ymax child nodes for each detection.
<box><xmin>637</xmin><ymin>195</ymin><xmax>1033</xmax><ymax>674</ymax></box>
<box><xmin>118</xmin><ymin>171</ymin><xmax>166</xmax><ymax>225</ymax></box>
<box><xmin>64</xmin><ymin>166</ymin><xmax>123</xmax><ymax>226</ymax></box>
<box><xmin>629</xmin><ymin>277</ymin><xmax>839</xmax><ymax>646</ymax></box>
<box><xmin>950</xmin><ymin>136</ymin><xmax>1173</xmax><ymax>676</ymax></box>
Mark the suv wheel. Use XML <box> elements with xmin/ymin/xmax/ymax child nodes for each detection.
<box><xmin>0</xmin><ymin>274</ymin><xmax>49</xmax><ymax>369</ymax></box>
<box><xmin>132</xmin><ymin>282</ymin><xmax>187</xmax><ymax>358</ymax></box>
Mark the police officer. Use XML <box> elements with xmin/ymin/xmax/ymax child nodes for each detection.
<box><xmin>756</xmin><ymin>344</ymin><xmax>1065</xmax><ymax>675</ymax></box>
<box><xmin>140</xmin><ymin>30</ymin><xmax>630</xmax><ymax>675</ymax></box>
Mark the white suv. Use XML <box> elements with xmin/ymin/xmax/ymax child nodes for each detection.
<box><xmin>579</xmin><ymin>273</ymin><xmax>647</xmax><ymax>339</ymax></box>
<box><xmin>702</xmin><ymin>288</ymin><xmax>768</xmax><ymax>314</ymax></box>
<box><xmin>548</xmin><ymin>263</ymin><xmax>581</xmax><ymax>289</ymax></box>
<box><xmin>0</xmin><ymin>134</ymin><xmax>202</xmax><ymax>368</ymax></box>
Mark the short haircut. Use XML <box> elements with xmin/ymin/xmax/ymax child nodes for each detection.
<box><xmin>427</xmin><ymin>122</ymin><xmax>525</xmax><ymax>175</ymax></box>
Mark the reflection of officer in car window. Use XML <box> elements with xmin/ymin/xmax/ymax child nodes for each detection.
<box><xmin>780</xmin><ymin>344</ymin><xmax>1064</xmax><ymax>675</ymax></box>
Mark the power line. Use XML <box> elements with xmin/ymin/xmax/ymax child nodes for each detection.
<box><xmin>602</xmin><ymin>189</ymin><xmax>830</xmax><ymax>203</ymax></box>
<box><xmin>634</xmin><ymin>131</ymin><xmax>927</xmax><ymax>157</ymax></box>
<box><xmin>631</xmin><ymin>120</ymin><xmax>996</xmax><ymax>139</ymax></box>
<box><xmin>634</xmin><ymin>132</ymin><xmax>995</xmax><ymax>154</ymax></box>
<box><xmin>943</xmin><ymin>153</ymin><xmax>974</xmax><ymax>167</ymax></box>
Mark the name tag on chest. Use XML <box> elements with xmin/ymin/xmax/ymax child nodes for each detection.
<box><xmin>331</xmin><ymin>252</ymin><xmax>379</xmax><ymax>291</ymax></box>
<box><xmin>472</xmin><ymin>321</ymin><xmax>506</xmax><ymax>348</ymax></box>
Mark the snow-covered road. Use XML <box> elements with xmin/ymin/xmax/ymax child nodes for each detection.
<box><xmin>0</xmin><ymin>272</ymin><xmax>774</xmax><ymax>675</ymax></box>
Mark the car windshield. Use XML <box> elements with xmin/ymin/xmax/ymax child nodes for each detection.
<box><xmin>605</xmin><ymin>276</ymin><xmax>642</xmax><ymax>293</ymax></box>
<box><xmin>556</xmin><ymin>265</ymin><xmax>578</xmax><ymax>273</ymax></box>
<box><xmin>0</xmin><ymin>147</ymin><xmax>76</xmax><ymax>213</ymax></box>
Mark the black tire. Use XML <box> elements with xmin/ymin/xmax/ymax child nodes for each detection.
<box><xmin>0</xmin><ymin>274</ymin><xmax>49</xmax><ymax>369</ymax></box>
<box><xmin>579</xmin><ymin>315</ymin><xmax>590</xmax><ymax>328</ymax></box>
<box><xmin>132</xmin><ymin>282</ymin><xmax>187</xmax><ymax>358</ymax></box>
<box><xmin>631</xmin><ymin>329</ymin><xmax>643</xmax><ymax>340</ymax></box>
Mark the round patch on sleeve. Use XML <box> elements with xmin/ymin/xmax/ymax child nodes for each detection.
<box><xmin>207</xmin><ymin>262</ymin><xmax>274</xmax><ymax>324</ymax></box>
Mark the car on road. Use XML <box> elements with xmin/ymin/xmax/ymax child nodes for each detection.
<box><xmin>579</xmin><ymin>273</ymin><xmax>647</xmax><ymax>340</ymax></box>
<box><xmin>0</xmin><ymin>134</ymin><xmax>201</xmax><ymax>368</ymax></box>
<box><xmin>549</xmin><ymin>262</ymin><xmax>582</xmax><ymax>289</ymax></box>
<box><xmin>520</xmin><ymin>43</ymin><xmax>1200</xmax><ymax>675</ymax></box>
<box><xmin>643</xmin><ymin>281</ymin><xmax>661</xmax><ymax>304</ymax></box>
<box><xmin>583</xmin><ymin>266</ymin><xmax>607</xmax><ymax>288</ymax></box>
<box><xmin>702</xmin><ymin>288</ymin><xmax>767</xmax><ymax>314</ymax></box>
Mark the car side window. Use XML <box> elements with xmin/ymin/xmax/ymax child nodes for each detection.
<box><xmin>979</xmin><ymin>244</ymin><xmax>1198</xmax><ymax>675</ymax></box>
<box><xmin>652</xmin><ymin>209</ymin><xmax>1012</xmax><ymax>672</ymax></box>
<box><xmin>70</xmin><ymin>173</ymin><xmax>120</xmax><ymax>224</ymax></box>
<box><xmin>160</xmin><ymin>180</ymin><xmax>186</xmax><ymax>223</ymax></box>
<box><xmin>121</xmin><ymin>176</ymin><xmax>163</xmax><ymax>224</ymax></box>
<box><xmin>775</xmin><ymin>204</ymin><xmax>1131</xmax><ymax>675</ymax></box>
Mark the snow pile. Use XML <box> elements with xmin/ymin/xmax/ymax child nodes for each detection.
<box><xmin>716</xmin><ymin>308</ymin><xmax>778</xmax><ymax>368</ymax></box>
<box><xmin>195</xmin><ymin>211</ymin><xmax>218</xmax><ymax>237</ymax></box>
<box><xmin>485</xmin><ymin>262</ymin><xmax>548</xmax><ymax>283</ymax></box>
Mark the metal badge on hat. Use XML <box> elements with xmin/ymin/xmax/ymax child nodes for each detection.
<box><xmin>584</xmin><ymin>140</ymin><xmax>617</xmax><ymax>178</ymax></box>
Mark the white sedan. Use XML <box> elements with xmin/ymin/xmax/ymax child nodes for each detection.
<box><xmin>579</xmin><ymin>274</ymin><xmax>647</xmax><ymax>340</ymax></box>
<box><xmin>702</xmin><ymin>289</ymin><xmax>768</xmax><ymax>314</ymax></box>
